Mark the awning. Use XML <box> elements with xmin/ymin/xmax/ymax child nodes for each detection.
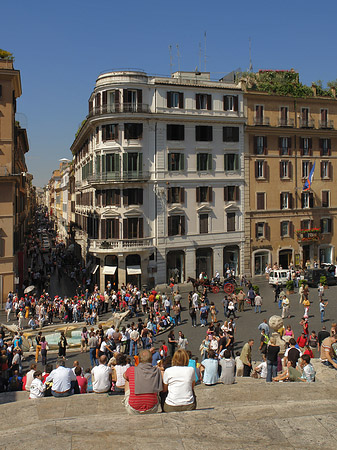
<box><xmin>103</xmin><ymin>266</ymin><xmax>117</xmax><ymax>275</ymax></box>
<box><xmin>127</xmin><ymin>265</ymin><xmax>141</xmax><ymax>275</ymax></box>
<box><xmin>91</xmin><ymin>264</ymin><xmax>99</xmax><ymax>275</ymax></box>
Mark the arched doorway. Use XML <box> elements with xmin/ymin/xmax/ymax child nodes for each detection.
<box><xmin>104</xmin><ymin>255</ymin><xmax>118</xmax><ymax>290</ymax></box>
<box><xmin>253</xmin><ymin>250</ymin><xmax>270</xmax><ymax>276</ymax></box>
<box><xmin>126</xmin><ymin>254</ymin><xmax>141</xmax><ymax>287</ymax></box>
<box><xmin>196</xmin><ymin>248</ymin><xmax>213</xmax><ymax>279</ymax></box>
<box><xmin>166</xmin><ymin>250</ymin><xmax>185</xmax><ymax>283</ymax></box>
<box><xmin>278</xmin><ymin>249</ymin><xmax>293</xmax><ymax>269</ymax></box>
<box><xmin>223</xmin><ymin>245</ymin><xmax>240</xmax><ymax>276</ymax></box>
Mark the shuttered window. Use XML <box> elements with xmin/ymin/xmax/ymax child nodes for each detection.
<box><xmin>167</xmin><ymin>125</ymin><xmax>185</xmax><ymax>140</ymax></box>
<box><xmin>168</xmin><ymin>153</ymin><xmax>184</xmax><ymax>171</ymax></box>
<box><xmin>196</xmin><ymin>126</ymin><xmax>213</xmax><ymax>141</ymax></box>
<box><xmin>124</xmin><ymin>123</ymin><xmax>143</xmax><ymax>139</ymax></box>
<box><xmin>123</xmin><ymin>218</ymin><xmax>144</xmax><ymax>239</ymax></box>
<box><xmin>197</xmin><ymin>153</ymin><xmax>212</xmax><ymax>171</ymax></box>
<box><xmin>227</xmin><ymin>212</ymin><xmax>236</xmax><ymax>232</ymax></box>
<box><xmin>196</xmin><ymin>187</ymin><xmax>212</xmax><ymax>203</ymax></box>
<box><xmin>167</xmin><ymin>91</ymin><xmax>184</xmax><ymax>108</ymax></box>
<box><xmin>168</xmin><ymin>216</ymin><xmax>186</xmax><ymax>236</ymax></box>
<box><xmin>102</xmin><ymin>124</ymin><xmax>118</xmax><ymax>141</ymax></box>
<box><xmin>123</xmin><ymin>188</ymin><xmax>143</xmax><ymax>206</ymax></box>
<box><xmin>199</xmin><ymin>214</ymin><xmax>209</xmax><ymax>234</ymax></box>
<box><xmin>167</xmin><ymin>187</ymin><xmax>185</xmax><ymax>204</ymax></box>
<box><xmin>196</xmin><ymin>94</ymin><xmax>212</xmax><ymax>110</ymax></box>
<box><xmin>224</xmin><ymin>154</ymin><xmax>239</xmax><ymax>171</ymax></box>
<box><xmin>106</xmin><ymin>218</ymin><xmax>119</xmax><ymax>239</ymax></box>
<box><xmin>322</xmin><ymin>190</ymin><xmax>329</xmax><ymax>207</ymax></box>
<box><xmin>224</xmin><ymin>186</ymin><xmax>240</xmax><ymax>202</ymax></box>
<box><xmin>224</xmin><ymin>95</ymin><xmax>238</xmax><ymax>111</ymax></box>
<box><xmin>256</xmin><ymin>193</ymin><xmax>265</xmax><ymax>210</ymax></box>
<box><xmin>223</xmin><ymin>127</ymin><xmax>239</xmax><ymax>142</ymax></box>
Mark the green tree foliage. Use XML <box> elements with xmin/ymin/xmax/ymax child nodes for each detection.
<box><xmin>0</xmin><ymin>49</ymin><xmax>14</xmax><ymax>60</ymax></box>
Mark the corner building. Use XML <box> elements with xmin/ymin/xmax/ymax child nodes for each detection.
<box><xmin>244</xmin><ymin>71</ymin><xmax>337</xmax><ymax>275</ymax></box>
<box><xmin>71</xmin><ymin>70</ymin><xmax>245</xmax><ymax>290</ymax></box>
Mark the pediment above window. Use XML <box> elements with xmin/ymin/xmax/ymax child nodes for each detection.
<box><xmin>101</xmin><ymin>207</ymin><xmax>120</xmax><ymax>218</ymax></box>
<box><xmin>224</xmin><ymin>203</ymin><xmax>240</xmax><ymax>211</ymax></box>
<box><xmin>196</xmin><ymin>205</ymin><xmax>213</xmax><ymax>214</ymax></box>
<box><xmin>168</xmin><ymin>206</ymin><xmax>185</xmax><ymax>215</ymax></box>
<box><xmin>123</xmin><ymin>207</ymin><xmax>143</xmax><ymax>217</ymax></box>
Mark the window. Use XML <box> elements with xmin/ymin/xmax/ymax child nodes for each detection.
<box><xmin>168</xmin><ymin>187</ymin><xmax>185</xmax><ymax>204</ymax></box>
<box><xmin>300</xmin><ymin>138</ymin><xmax>312</xmax><ymax>156</ymax></box>
<box><xmin>199</xmin><ymin>214</ymin><xmax>209</xmax><ymax>233</ymax></box>
<box><xmin>197</xmin><ymin>153</ymin><xmax>212</xmax><ymax>171</ymax></box>
<box><xmin>196</xmin><ymin>93</ymin><xmax>211</xmax><ymax>110</ymax></box>
<box><xmin>255</xmin><ymin>105</ymin><xmax>264</xmax><ymax>125</ymax></box>
<box><xmin>254</xmin><ymin>136</ymin><xmax>267</xmax><ymax>155</ymax></box>
<box><xmin>280</xmin><ymin>106</ymin><xmax>289</xmax><ymax>126</ymax></box>
<box><xmin>168</xmin><ymin>153</ymin><xmax>184</xmax><ymax>171</ymax></box>
<box><xmin>223</xmin><ymin>127</ymin><xmax>239</xmax><ymax>142</ymax></box>
<box><xmin>321</xmin><ymin>218</ymin><xmax>332</xmax><ymax>233</ymax></box>
<box><xmin>301</xmin><ymin>219</ymin><xmax>312</xmax><ymax>230</ymax></box>
<box><xmin>224</xmin><ymin>186</ymin><xmax>240</xmax><ymax>202</ymax></box>
<box><xmin>100</xmin><ymin>153</ymin><xmax>120</xmax><ymax>173</ymax></box>
<box><xmin>301</xmin><ymin>192</ymin><xmax>313</xmax><ymax>209</ymax></box>
<box><xmin>106</xmin><ymin>189</ymin><xmax>120</xmax><ymax>206</ymax></box>
<box><xmin>102</xmin><ymin>124</ymin><xmax>118</xmax><ymax>141</ymax></box>
<box><xmin>124</xmin><ymin>123</ymin><xmax>143</xmax><ymax>139</ymax></box>
<box><xmin>320</xmin><ymin>109</ymin><xmax>328</xmax><ymax>128</ymax></box>
<box><xmin>280</xmin><ymin>160</ymin><xmax>291</xmax><ymax>179</ymax></box>
<box><xmin>167</xmin><ymin>124</ymin><xmax>184</xmax><ymax>140</ymax></box>
<box><xmin>224</xmin><ymin>95</ymin><xmax>238</xmax><ymax>111</ymax></box>
<box><xmin>224</xmin><ymin>154</ymin><xmax>239</xmax><ymax>171</ymax></box>
<box><xmin>168</xmin><ymin>215</ymin><xmax>186</xmax><ymax>236</ymax></box>
<box><xmin>255</xmin><ymin>160</ymin><xmax>267</xmax><ymax>179</ymax></box>
<box><xmin>106</xmin><ymin>218</ymin><xmax>119</xmax><ymax>239</ymax></box>
<box><xmin>123</xmin><ymin>152</ymin><xmax>142</xmax><ymax>175</ymax></box>
<box><xmin>302</xmin><ymin>161</ymin><xmax>310</xmax><ymax>178</ymax></box>
<box><xmin>280</xmin><ymin>192</ymin><xmax>293</xmax><ymax>209</ymax></box>
<box><xmin>123</xmin><ymin>188</ymin><xmax>143</xmax><ymax>205</ymax></box>
<box><xmin>279</xmin><ymin>137</ymin><xmax>291</xmax><ymax>155</ymax></box>
<box><xmin>123</xmin><ymin>217</ymin><xmax>143</xmax><ymax>239</ymax></box>
<box><xmin>123</xmin><ymin>89</ymin><xmax>142</xmax><ymax>112</ymax></box>
<box><xmin>167</xmin><ymin>91</ymin><xmax>184</xmax><ymax>108</ymax></box>
<box><xmin>322</xmin><ymin>190</ymin><xmax>329</xmax><ymax>208</ymax></box>
<box><xmin>280</xmin><ymin>221</ymin><xmax>290</xmax><ymax>237</ymax></box>
<box><xmin>301</xmin><ymin>107</ymin><xmax>309</xmax><ymax>127</ymax></box>
<box><xmin>227</xmin><ymin>212</ymin><xmax>236</xmax><ymax>232</ymax></box>
<box><xmin>321</xmin><ymin>161</ymin><xmax>332</xmax><ymax>179</ymax></box>
<box><xmin>195</xmin><ymin>126</ymin><xmax>213</xmax><ymax>141</ymax></box>
<box><xmin>196</xmin><ymin>186</ymin><xmax>212</xmax><ymax>203</ymax></box>
<box><xmin>320</xmin><ymin>138</ymin><xmax>331</xmax><ymax>156</ymax></box>
<box><xmin>255</xmin><ymin>222</ymin><xmax>266</xmax><ymax>239</ymax></box>
<box><xmin>256</xmin><ymin>193</ymin><xmax>265</xmax><ymax>210</ymax></box>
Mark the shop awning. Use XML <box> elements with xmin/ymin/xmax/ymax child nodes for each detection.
<box><xmin>103</xmin><ymin>266</ymin><xmax>117</xmax><ymax>275</ymax></box>
<box><xmin>127</xmin><ymin>265</ymin><xmax>141</xmax><ymax>275</ymax></box>
<box><xmin>91</xmin><ymin>264</ymin><xmax>99</xmax><ymax>275</ymax></box>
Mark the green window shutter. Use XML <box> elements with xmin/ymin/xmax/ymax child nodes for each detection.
<box><xmin>197</xmin><ymin>154</ymin><xmax>200</xmax><ymax>171</ymax></box>
<box><xmin>234</xmin><ymin>155</ymin><xmax>239</xmax><ymax>171</ymax></box>
<box><xmin>115</xmin><ymin>154</ymin><xmax>120</xmax><ymax>172</ymax></box>
<box><xmin>96</xmin><ymin>155</ymin><xmax>101</xmax><ymax>174</ymax></box>
<box><xmin>123</xmin><ymin>153</ymin><xmax>128</xmax><ymax>173</ymax></box>
<box><xmin>224</xmin><ymin>154</ymin><xmax>228</xmax><ymax>170</ymax></box>
<box><xmin>180</xmin><ymin>153</ymin><xmax>184</xmax><ymax>171</ymax></box>
<box><xmin>208</xmin><ymin>154</ymin><xmax>212</xmax><ymax>170</ymax></box>
<box><xmin>138</xmin><ymin>153</ymin><xmax>143</xmax><ymax>174</ymax></box>
<box><xmin>102</xmin><ymin>155</ymin><xmax>106</xmax><ymax>173</ymax></box>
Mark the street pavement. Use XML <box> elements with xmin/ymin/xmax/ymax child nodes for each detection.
<box><xmin>2</xmin><ymin>273</ymin><xmax>337</xmax><ymax>374</ymax></box>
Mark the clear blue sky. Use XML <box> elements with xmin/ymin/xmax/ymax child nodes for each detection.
<box><xmin>2</xmin><ymin>0</ymin><xmax>337</xmax><ymax>187</ymax></box>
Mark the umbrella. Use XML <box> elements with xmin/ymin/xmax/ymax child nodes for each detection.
<box><xmin>24</xmin><ymin>285</ymin><xmax>35</xmax><ymax>294</ymax></box>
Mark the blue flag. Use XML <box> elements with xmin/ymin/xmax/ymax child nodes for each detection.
<box><xmin>303</xmin><ymin>162</ymin><xmax>315</xmax><ymax>191</ymax></box>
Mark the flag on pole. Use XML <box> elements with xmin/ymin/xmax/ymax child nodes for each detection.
<box><xmin>303</xmin><ymin>162</ymin><xmax>315</xmax><ymax>191</ymax></box>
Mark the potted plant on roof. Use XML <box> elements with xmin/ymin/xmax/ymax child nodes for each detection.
<box><xmin>286</xmin><ymin>279</ymin><xmax>294</xmax><ymax>295</ymax></box>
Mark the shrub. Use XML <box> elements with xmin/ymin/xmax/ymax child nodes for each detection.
<box><xmin>286</xmin><ymin>280</ymin><xmax>294</xmax><ymax>291</ymax></box>
<box><xmin>253</xmin><ymin>285</ymin><xmax>260</xmax><ymax>295</ymax></box>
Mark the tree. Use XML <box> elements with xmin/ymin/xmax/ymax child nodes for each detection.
<box><xmin>327</xmin><ymin>79</ymin><xmax>337</xmax><ymax>89</ymax></box>
<box><xmin>0</xmin><ymin>49</ymin><xmax>14</xmax><ymax>61</ymax></box>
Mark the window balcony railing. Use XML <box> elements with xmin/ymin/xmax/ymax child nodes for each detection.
<box><xmin>89</xmin><ymin>238</ymin><xmax>154</xmax><ymax>252</ymax></box>
<box><xmin>88</xmin><ymin>103</ymin><xmax>150</xmax><ymax>118</ymax></box>
<box><xmin>253</xmin><ymin>117</ymin><xmax>270</xmax><ymax>126</ymax></box>
<box><xmin>299</xmin><ymin>118</ymin><xmax>315</xmax><ymax>128</ymax></box>
<box><xmin>76</xmin><ymin>171</ymin><xmax>150</xmax><ymax>187</ymax></box>
<box><xmin>278</xmin><ymin>118</ymin><xmax>294</xmax><ymax>127</ymax></box>
<box><xmin>319</xmin><ymin>119</ymin><xmax>334</xmax><ymax>129</ymax></box>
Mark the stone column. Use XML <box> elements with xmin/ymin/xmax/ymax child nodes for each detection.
<box><xmin>185</xmin><ymin>247</ymin><xmax>196</xmax><ymax>279</ymax></box>
<box><xmin>118</xmin><ymin>255</ymin><xmax>126</xmax><ymax>287</ymax></box>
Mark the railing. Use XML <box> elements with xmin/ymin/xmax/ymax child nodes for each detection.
<box><xmin>319</xmin><ymin>119</ymin><xmax>334</xmax><ymax>129</ymax></box>
<box><xmin>253</xmin><ymin>117</ymin><xmax>270</xmax><ymax>126</ymax></box>
<box><xmin>83</xmin><ymin>171</ymin><xmax>150</xmax><ymax>183</ymax></box>
<box><xmin>299</xmin><ymin>118</ymin><xmax>315</xmax><ymax>128</ymax></box>
<box><xmin>88</xmin><ymin>103</ymin><xmax>150</xmax><ymax>118</ymax></box>
<box><xmin>278</xmin><ymin>118</ymin><xmax>294</xmax><ymax>127</ymax></box>
<box><xmin>89</xmin><ymin>238</ymin><xmax>154</xmax><ymax>251</ymax></box>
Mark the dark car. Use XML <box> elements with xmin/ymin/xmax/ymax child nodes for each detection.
<box><xmin>304</xmin><ymin>268</ymin><xmax>337</xmax><ymax>287</ymax></box>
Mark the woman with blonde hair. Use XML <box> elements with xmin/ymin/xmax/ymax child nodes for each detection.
<box><xmin>163</xmin><ymin>349</ymin><xmax>196</xmax><ymax>412</ymax></box>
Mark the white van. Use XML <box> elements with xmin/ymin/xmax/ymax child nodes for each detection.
<box><xmin>268</xmin><ymin>270</ymin><xmax>288</xmax><ymax>286</ymax></box>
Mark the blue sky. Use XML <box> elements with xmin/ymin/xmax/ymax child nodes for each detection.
<box><xmin>2</xmin><ymin>0</ymin><xmax>337</xmax><ymax>186</ymax></box>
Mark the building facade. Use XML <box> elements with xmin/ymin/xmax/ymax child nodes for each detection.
<box><xmin>71</xmin><ymin>70</ymin><xmax>245</xmax><ymax>290</ymax></box>
<box><xmin>244</xmin><ymin>71</ymin><xmax>337</xmax><ymax>275</ymax></box>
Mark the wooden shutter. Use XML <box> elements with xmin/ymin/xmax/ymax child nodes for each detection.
<box><xmin>310</xmin><ymin>220</ymin><xmax>314</xmax><ymax>229</ymax></box>
<box><xmin>321</xmin><ymin>161</ymin><xmax>324</xmax><ymax>178</ymax></box>
<box><xmin>208</xmin><ymin>154</ymin><xmax>212</xmax><ymax>170</ymax></box>
<box><xmin>280</xmin><ymin>221</ymin><xmax>284</xmax><ymax>236</ymax></box>
<box><xmin>179</xmin><ymin>153</ymin><xmax>184</xmax><ymax>170</ymax></box>
<box><xmin>328</xmin><ymin>218</ymin><xmax>332</xmax><ymax>233</ymax></box>
<box><xmin>123</xmin><ymin>89</ymin><xmax>128</xmax><ymax>105</ymax></box>
<box><xmin>224</xmin><ymin>96</ymin><xmax>229</xmax><ymax>110</ymax></box>
<box><xmin>279</xmin><ymin>161</ymin><xmax>283</xmax><ymax>178</ymax></box>
<box><xmin>179</xmin><ymin>92</ymin><xmax>184</xmax><ymax>108</ymax></box>
<box><xmin>300</xmin><ymin>138</ymin><xmax>304</xmax><ymax>156</ymax></box>
<box><xmin>208</xmin><ymin>127</ymin><xmax>213</xmax><ymax>141</ymax></box>
<box><xmin>167</xmin><ymin>91</ymin><xmax>172</xmax><ymax>107</ymax></box>
<box><xmin>101</xmin><ymin>219</ymin><xmax>106</xmax><ymax>239</ymax></box>
<box><xmin>254</xmin><ymin>136</ymin><xmax>258</xmax><ymax>154</ymax></box>
<box><xmin>179</xmin><ymin>125</ymin><xmax>184</xmax><ymax>140</ymax></box>
<box><xmin>137</xmin><ymin>90</ymin><xmax>142</xmax><ymax>105</ymax></box>
<box><xmin>102</xmin><ymin>190</ymin><xmax>106</xmax><ymax>206</ymax></box>
<box><xmin>288</xmin><ymin>137</ymin><xmax>292</xmax><ymax>156</ymax></box>
<box><xmin>207</xmin><ymin>95</ymin><xmax>212</xmax><ymax>110</ymax></box>
<box><xmin>289</xmin><ymin>222</ymin><xmax>294</xmax><ymax>238</ymax></box>
<box><xmin>123</xmin><ymin>219</ymin><xmax>128</xmax><ymax>239</ymax></box>
<box><xmin>289</xmin><ymin>193</ymin><xmax>293</xmax><ymax>209</ymax></box>
<box><xmin>196</xmin><ymin>187</ymin><xmax>200</xmax><ymax>202</ymax></box>
<box><xmin>289</xmin><ymin>161</ymin><xmax>292</xmax><ymax>179</ymax></box>
<box><xmin>322</xmin><ymin>190</ymin><xmax>328</xmax><ymax>207</ymax></box>
<box><xmin>233</xmin><ymin>96</ymin><xmax>238</xmax><ymax>111</ymax></box>
<box><xmin>328</xmin><ymin>139</ymin><xmax>331</xmax><ymax>156</ymax></box>
<box><xmin>167</xmin><ymin>188</ymin><xmax>172</xmax><ymax>204</ymax></box>
<box><xmin>196</xmin><ymin>94</ymin><xmax>200</xmax><ymax>109</ymax></box>
<box><xmin>263</xmin><ymin>161</ymin><xmax>268</xmax><ymax>179</ymax></box>
<box><xmin>138</xmin><ymin>218</ymin><xmax>143</xmax><ymax>238</ymax></box>
<box><xmin>301</xmin><ymin>194</ymin><xmax>304</xmax><ymax>209</ymax></box>
<box><xmin>102</xmin><ymin>125</ymin><xmax>106</xmax><ymax>141</ymax></box>
<box><xmin>207</xmin><ymin>187</ymin><xmax>212</xmax><ymax>202</ymax></box>
<box><xmin>233</xmin><ymin>127</ymin><xmax>239</xmax><ymax>141</ymax></box>
<box><xmin>95</xmin><ymin>93</ymin><xmax>101</xmax><ymax>108</ymax></box>
<box><xmin>280</xmin><ymin>193</ymin><xmax>283</xmax><ymax>209</ymax></box>
<box><xmin>278</xmin><ymin>137</ymin><xmax>283</xmax><ymax>156</ymax></box>
<box><xmin>180</xmin><ymin>216</ymin><xmax>186</xmax><ymax>235</ymax></box>
<box><xmin>257</xmin><ymin>193</ymin><xmax>264</xmax><ymax>210</ymax></box>
<box><xmin>309</xmin><ymin>138</ymin><xmax>313</xmax><ymax>155</ymax></box>
<box><xmin>115</xmin><ymin>90</ymin><xmax>120</xmax><ymax>112</ymax></box>
<box><xmin>255</xmin><ymin>160</ymin><xmax>259</xmax><ymax>178</ymax></box>
<box><xmin>138</xmin><ymin>189</ymin><xmax>143</xmax><ymax>205</ymax></box>
<box><xmin>89</xmin><ymin>100</ymin><xmax>93</xmax><ymax>114</ymax></box>
<box><xmin>116</xmin><ymin>189</ymin><xmax>121</xmax><ymax>206</ymax></box>
<box><xmin>265</xmin><ymin>224</ymin><xmax>270</xmax><ymax>240</ymax></box>
<box><xmin>137</xmin><ymin>153</ymin><xmax>143</xmax><ymax>174</ymax></box>
<box><xmin>179</xmin><ymin>187</ymin><xmax>185</xmax><ymax>204</ymax></box>
<box><xmin>319</xmin><ymin>139</ymin><xmax>323</xmax><ymax>156</ymax></box>
<box><xmin>123</xmin><ymin>189</ymin><xmax>129</xmax><ymax>206</ymax></box>
<box><xmin>224</xmin><ymin>186</ymin><xmax>228</xmax><ymax>201</ymax></box>
<box><xmin>102</xmin><ymin>91</ymin><xmax>107</xmax><ymax>108</ymax></box>
<box><xmin>235</xmin><ymin>186</ymin><xmax>240</xmax><ymax>201</ymax></box>
<box><xmin>263</xmin><ymin>136</ymin><xmax>268</xmax><ymax>155</ymax></box>
<box><xmin>328</xmin><ymin>161</ymin><xmax>333</xmax><ymax>179</ymax></box>
<box><xmin>309</xmin><ymin>193</ymin><xmax>314</xmax><ymax>208</ymax></box>
<box><xmin>114</xmin><ymin>218</ymin><xmax>119</xmax><ymax>239</ymax></box>
<box><xmin>168</xmin><ymin>217</ymin><xmax>173</xmax><ymax>236</ymax></box>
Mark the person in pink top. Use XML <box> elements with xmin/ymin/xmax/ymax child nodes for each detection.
<box><xmin>75</xmin><ymin>366</ymin><xmax>87</xmax><ymax>393</ymax></box>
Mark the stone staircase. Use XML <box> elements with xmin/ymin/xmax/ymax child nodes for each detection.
<box><xmin>0</xmin><ymin>360</ymin><xmax>336</xmax><ymax>450</ymax></box>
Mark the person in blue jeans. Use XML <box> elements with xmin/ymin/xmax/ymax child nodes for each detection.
<box><xmin>266</xmin><ymin>337</ymin><xmax>280</xmax><ymax>382</ymax></box>
<box><xmin>319</xmin><ymin>298</ymin><xmax>328</xmax><ymax>322</ymax></box>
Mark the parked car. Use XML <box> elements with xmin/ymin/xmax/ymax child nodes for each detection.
<box><xmin>303</xmin><ymin>268</ymin><xmax>337</xmax><ymax>287</ymax></box>
<box><xmin>268</xmin><ymin>270</ymin><xmax>289</xmax><ymax>287</ymax></box>
<box><xmin>320</xmin><ymin>264</ymin><xmax>337</xmax><ymax>277</ymax></box>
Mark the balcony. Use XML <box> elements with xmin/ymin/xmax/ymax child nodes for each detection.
<box><xmin>88</xmin><ymin>103</ymin><xmax>150</xmax><ymax>118</ymax></box>
<box><xmin>76</xmin><ymin>171</ymin><xmax>150</xmax><ymax>188</ymax></box>
<box><xmin>319</xmin><ymin>120</ymin><xmax>334</xmax><ymax>129</ymax></box>
<box><xmin>278</xmin><ymin>118</ymin><xmax>294</xmax><ymax>127</ymax></box>
<box><xmin>296</xmin><ymin>228</ymin><xmax>321</xmax><ymax>243</ymax></box>
<box><xmin>253</xmin><ymin>117</ymin><xmax>270</xmax><ymax>126</ymax></box>
<box><xmin>89</xmin><ymin>237</ymin><xmax>154</xmax><ymax>253</ymax></box>
<box><xmin>299</xmin><ymin>118</ymin><xmax>315</xmax><ymax>128</ymax></box>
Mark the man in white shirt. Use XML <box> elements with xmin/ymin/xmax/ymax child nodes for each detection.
<box><xmin>25</xmin><ymin>363</ymin><xmax>37</xmax><ymax>392</ymax></box>
<box><xmin>46</xmin><ymin>359</ymin><xmax>77</xmax><ymax>397</ymax></box>
<box><xmin>129</xmin><ymin>327</ymin><xmax>139</xmax><ymax>356</ymax></box>
<box><xmin>106</xmin><ymin>326</ymin><xmax>115</xmax><ymax>340</ymax></box>
<box><xmin>91</xmin><ymin>355</ymin><xmax>112</xmax><ymax>393</ymax></box>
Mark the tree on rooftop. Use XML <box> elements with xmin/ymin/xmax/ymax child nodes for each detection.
<box><xmin>0</xmin><ymin>49</ymin><xmax>14</xmax><ymax>61</ymax></box>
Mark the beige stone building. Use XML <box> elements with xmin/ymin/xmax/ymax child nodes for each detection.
<box><xmin>243</xmin><ymin>71</ymin><xmax>337</xmax><ymax>275</ymax></box>
<box><xmin>0</xmin><ymin>58</ymin><xmax>30</xmax><ymax>306</ymax></box>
